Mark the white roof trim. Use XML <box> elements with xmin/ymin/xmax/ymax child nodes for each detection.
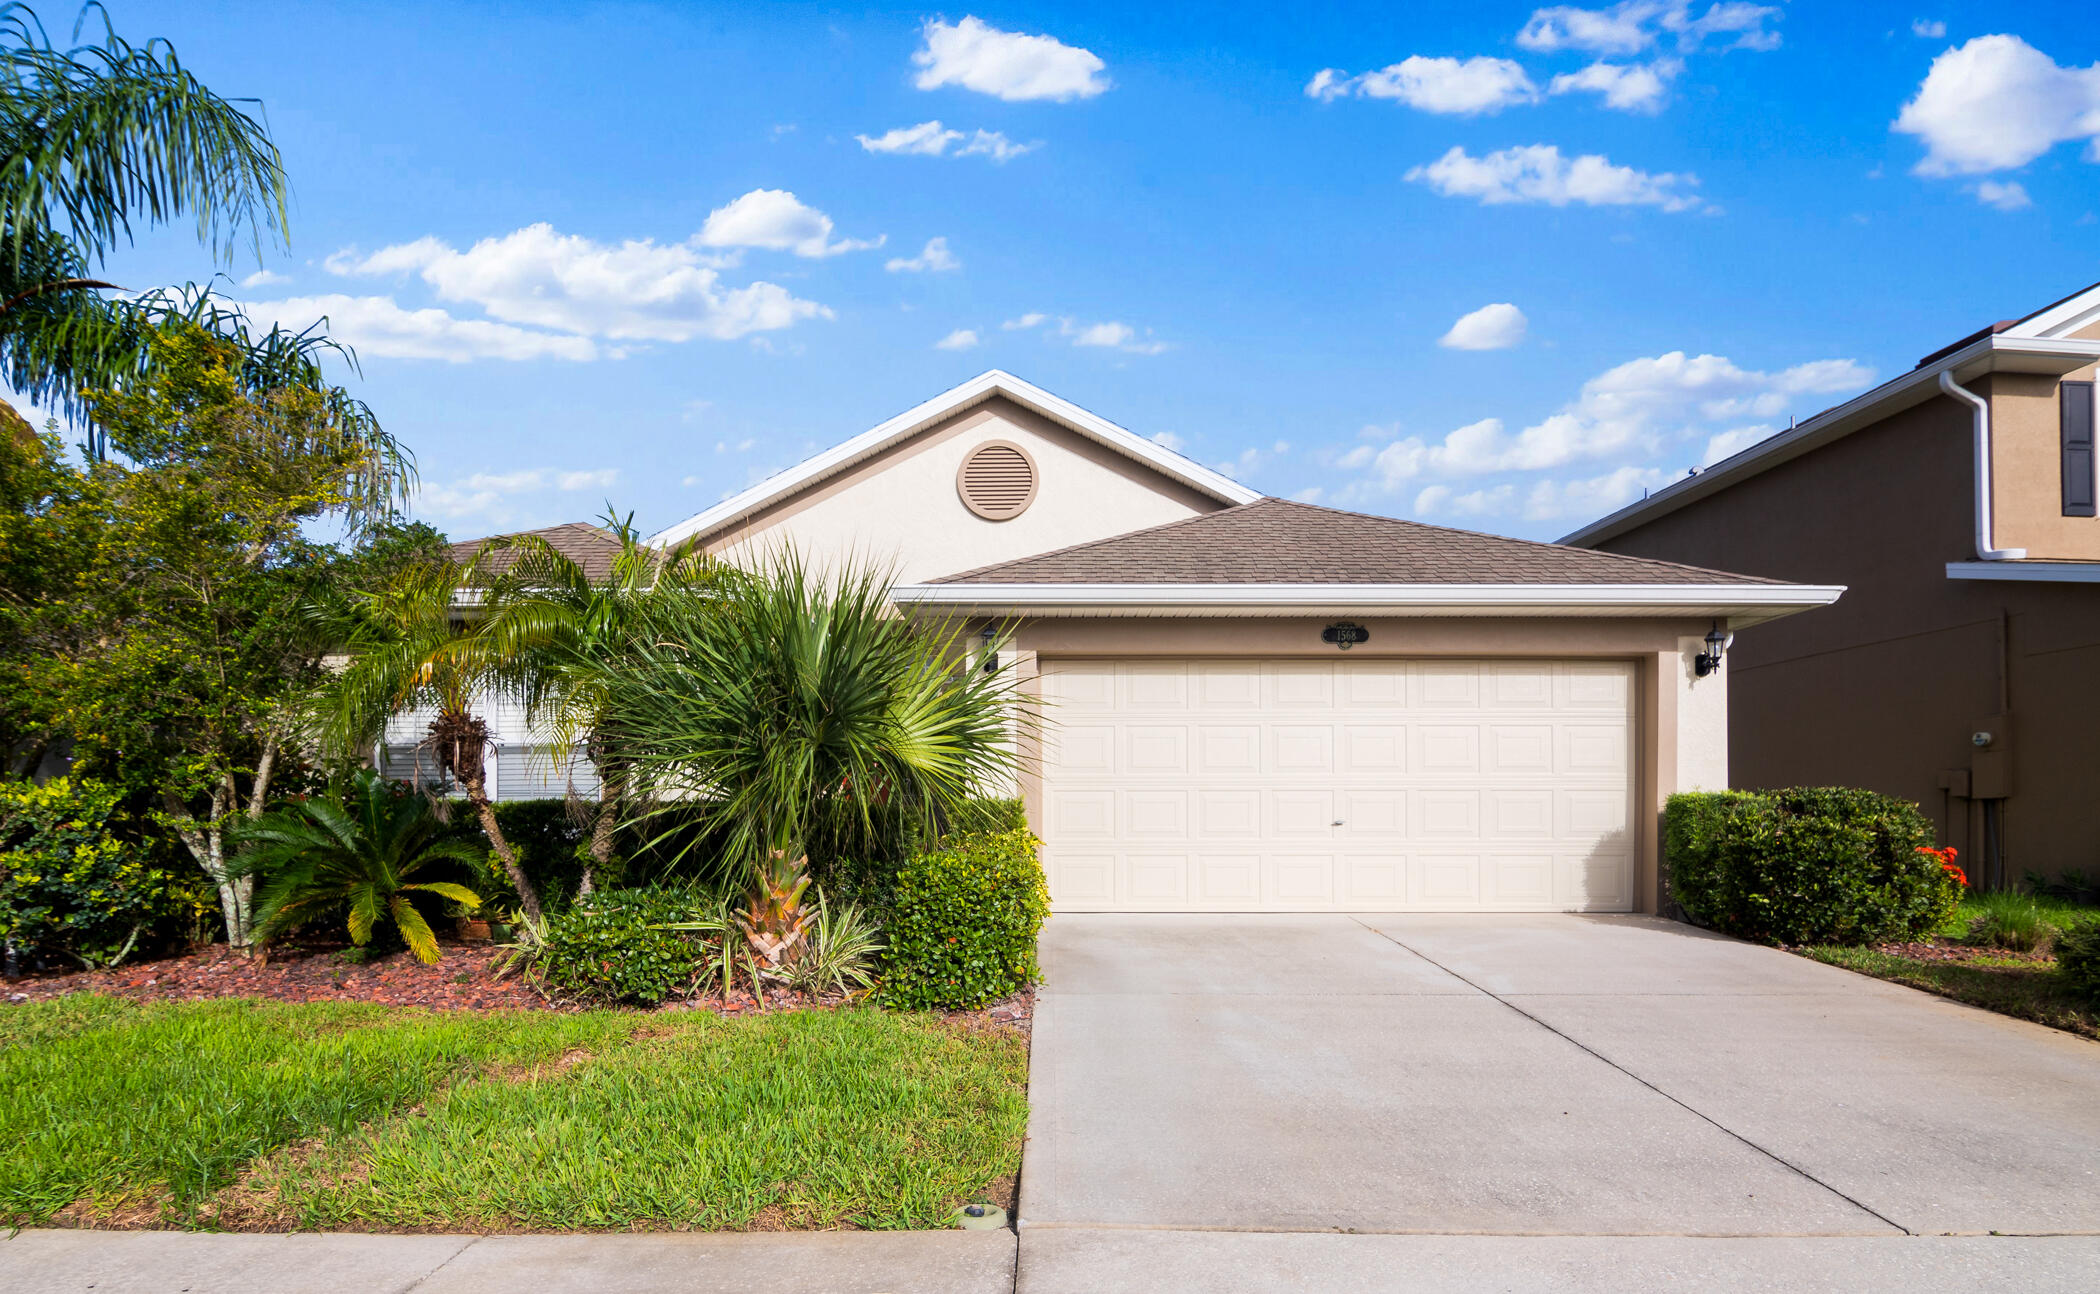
<box><xmin>649</xmin><ymin>370</ymin><xmax>1263</xmax><ymax>549</ymax></box>
<box><xmin>893</xmin><ymin>581</ymin><xmax>1844</xmax><ymax>626</ymax></box>
<box><xmin>1560</xmin><ymin>332</ymin><xmax>2100</xmax><ymax>549</ymax></box>
<box><xmin>2004</xmin><ymin>280</ymin><xmax>2100</xmax><ymax>340</ymax></box>
<box><xmin>1947</xmin><ymin>561</ymin><xmax>2100</xmax><ymax>583</ymax></box>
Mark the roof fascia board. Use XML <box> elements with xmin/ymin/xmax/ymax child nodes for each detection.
<box><xmin>1946</xmin><ymin>561</ymin><xmax>2100</xmax><ymax>583</ymax></box>
<box><xmin>894</xmin><ymin>581</ymin><xmax>1844</xmax><ymax>618</ymax></box>
<box><xmin>2005</xmin><ymin>283</ymin><xmax>2100</xmax><ymax>340</ymax></box>
<box><xmin>1559</xmin><ymin>334</ymin><xmax>2100</xmax><ymax>549</ymax></box>
<box><xmin>649</xmin><ymin>371</ymin><xmax>1261</xmax><ymax>549</ymax></box>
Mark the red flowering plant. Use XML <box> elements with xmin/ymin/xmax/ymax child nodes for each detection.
<box><xmin>1918</xmin><ymin>845</ymin><xmax>1967</xmax><ymax>890</ymax></box>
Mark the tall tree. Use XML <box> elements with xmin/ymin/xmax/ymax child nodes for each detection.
<box><xmin>0</xmin><ymin>327</ymin><xmax>414</xmax><ymax>947</ymax></box>
<box><xmin>0</xmin><ymin>3</ymin><xmax>407</xmax><ymax>510</ymax></box>
<box><xmin>475</xmin><ymin>515</ymin><xmax>717</xmax><ymax>896</ymax></box>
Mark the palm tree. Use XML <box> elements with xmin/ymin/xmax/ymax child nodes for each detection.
<box><xmin>597</xmin><ymin>551</ymin><xmax>1027</xmax><ymax>971</ymax></box>
<box><xmin>474</xmin><ymin>514</ymin><xmax>716</xmax><ymax>895</ymax></box>
<box><xmin>311</xmin><ymin>554</ymin><xmax>546</xmax><ymax>923</ymax></box>
<box><xmin>0</xmin><ymin>5</ymin><xmax>408</xmax><ymax>516</ymax></box>
<box><xmin>236</xmin><ymin>768</ymin><xmax>483</xmax><ymax>964</ymax></box>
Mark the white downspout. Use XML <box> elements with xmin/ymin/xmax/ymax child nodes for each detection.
<box><xmin>1939</xmin><ymin>370</ymin><xmax>2026</xmax><ymax>561</ymax></box>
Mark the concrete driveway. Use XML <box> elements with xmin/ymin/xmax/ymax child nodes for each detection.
<box><xmin>1019</xmin><ymin>914</ymin><xmax>2100</xmax><ymax>1290</ymax></box>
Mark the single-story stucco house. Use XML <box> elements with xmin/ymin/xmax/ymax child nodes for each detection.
<box><xmin>447</xmin><ymin>371</ymin><xmax>1841</xmax><ymax>915</ymax></box>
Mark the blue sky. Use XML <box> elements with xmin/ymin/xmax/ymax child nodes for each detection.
<box><xmin>71</xmin><ymin>1</ymin><xmax>2100</xmax><ymax>541</ymax></box>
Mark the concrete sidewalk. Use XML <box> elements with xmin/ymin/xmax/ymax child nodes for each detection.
<box><xmin>0</xmin><ymin>1228</ymin><xmax>1017</xmax><ymax>1294</ymax></box>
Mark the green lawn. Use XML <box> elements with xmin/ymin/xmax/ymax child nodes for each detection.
<box><xmin>1</xmin><ymin>995</ymin><xmax>1029</xmax><ymax>1231</ymax></box>
<box><xmin>1798</xmin><ymin>893</ymin><xmax>2100</xmax><ymax>1041</ymax></box>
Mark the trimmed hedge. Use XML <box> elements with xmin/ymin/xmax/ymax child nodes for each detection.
<box><xmin>808</xmin><ymin>796</ymin><xmax>1029</xmax><ymax>915</ymax></box>
<box><xmin>1665</xmin><ymin>787</ymin><xmax>1960</xmax><ymax>946</ymax></box>
<box><xmin>529</xmin><ymin>888</ymin><xmax>708</xmax><ymax>1005</ymax></box>
<box><xmin>879</xmin><ymin>827</ymin><xmax>1049</xmax><ymax>1011</ymax></box>
<box><xmin>1</xmin><ymin>777</ymin><xmax>206</xmax><ymax>969</ymax></box>
<box><xmin>2059</xmin><ymin>921</ymin><xmax>2100</xmax><ymax>1004</ymax></box>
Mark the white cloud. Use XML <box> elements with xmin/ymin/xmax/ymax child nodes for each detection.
<box><xmin>681</xmin><ymin>475</ymin><xmax>705</xmax><ymax>487</ymax></box>
<box><xmin>1149</xmin><ymin>430</ymin><xmax>1187</xmax><ymax>451</ymax></box>
<box><xmin>239</xmin><ymin>268</ymin><xmax>290</xmax><ymax>287</ymax></box>
<box><xmin>1439</xmin><ymin>302</ymin><xmax>1529</xmax><ymax>350</ymax></box>
<box><xmin>1700</xmin><ymin>424</ymin><xmax>1774</xmax><ymax>465</ymax></box>
<box><xmin>1414</xmin><ymin>482</ymin><xmax>1515</xmax><ymax>518</ymax></box>
<box><xmin>887</xmin><ymin>236</ymin><xmax>961</xmax><ymax>273</ymax></box>
<box><xmin>241</xmin><ymin>293</ymin><xmax>598</xmax><ymax>363</ymax></box>
<box><xmin>1520</xmin><ymin>465</ymin><xmax>1674</xmax><ymax>520</ymax></box>
<box><xmin>1549</xmin><ymin>59</ymin><xmax>1679</xmax><ymax>112</ymax></box>
<box><xmin>1290</xmin><ymin>486</ymin><xmax>1326</xmax><ymax>504</ymax></box>
<box><xmin>1516</xmin><ymin>3</ymin><xmax>1780</xmax><ymax>55</ymax></box>
<box><xmin>324</xmin><ymin>223</ymin><xmax>832</xmax><ymax>344</ymax></box>
<box><xmin>697</xmin><ymin>189</ymin><xmax>879</xmax><ymax>258</ymax></box>
<box><xmin>856</xmin><ymin>120</ymin><xmax>1037</xmax><ymax>161</ymax></box>
<box><xmin>413</xmin><ymin>466</ymin><xmax>620</xmax><ymax>524</ymax></box>
<box><xmin>1306</xmin><ymin>56</ymin><xmax>1538</xmax><ymax>115</ymax></box>
<box><xmin>1345</xmin><ymin>350</ymin><xmax>1873</xmax><ymax>492</ymax></box>
<box><xmin>1894</xmin><ymin>35</ymin><xmax>2100</xmax><ymax>176</ymax></box>
<box><xmin>1911</xmin><ymin>19</ymin><xmax>1946</xmax><ymax>39</ymax></box>
<box><xmin>1064</xmin><ymin>318</ymin><xmax>1169</xmax><ymax>355</ymax></box>
<box><xmin>1215</xmin><ymin>441</ymin><xmax>1293</xmax><ymax>481</ymax></box>
<box><xmin>1973</xmin><ymin>179</ymin><xmax>2033</xmax><ymax>210</ymax></box>
<box><xmin>935</xmin><ymin>327</ymin><xmax>980</xmax><ymax>350</ymax></box>
<box><xmin>912</xmin><ymin>16</ymin><xmax>1109</xmax><ymax>102</ymax></box>
<box><xmin>1002</xmin><ymin>312</ymin><xmax>1047</xmax><ymax>330</ymax></box>
<box><xmin>1407</xmin><ymin>144</ymin><xmax>1704</xmax><ymax>211</ymax></box>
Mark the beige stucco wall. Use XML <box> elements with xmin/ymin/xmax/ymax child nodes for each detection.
<box><xmin>704</xmin><ymin>395</ymin><xmax>1226</xmax><ymax>583</ymax></box>
<box><xmin>1986</xmin><ymin>365</ymin><xmax>2100</xmax><ymax>561</ymax></box>
<box><xmin>1673</xmin><ymin>634</ymin><xmax>1729</xmax><ymax>792</ymax></box>
<box><xmin>986</xmin><ymin>614</ymin><xmax>1725</xmax><ymax>915</ymax></box>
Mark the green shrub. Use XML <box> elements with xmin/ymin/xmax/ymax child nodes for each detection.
<box><xmin>879</xmin><ymin>828</ymin><xmax>1049</xmax><ymax>1011</ymax></box>
<box><xmin>1665</xmin><ymin>787</ymin><xmax>1958</xmax><ymax>946</ymax></box>
<box><xmin>2058</xmin><ymin>921</ymin><xmax>2100</xmax><ymax>1004</ymax></box>
<box><xmin>809</xmin><ymin>797</ymin><xmax>1030</xmax><ymax>915</ymax></box>
<box><xmin>1963</xmin><ymin>891</ymin><xmax>2060</xmax><ymax>953</ymax></box>
<box><xmin>0</xmin><ymin>777</ymin><xmax>199</xmax><ymax>968</ymax></box>
<box><xmin>529</xmin><ymin>887</ymin><xmax>714</xmax><ymax>1005</ymax></box>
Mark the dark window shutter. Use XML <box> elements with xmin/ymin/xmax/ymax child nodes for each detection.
<box><xmin>2065</xmin><ymin>380</ymin><xmax>2096</xmax><ymax>518</ymax></box>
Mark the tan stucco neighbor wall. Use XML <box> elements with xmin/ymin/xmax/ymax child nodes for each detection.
<box><xmin>993</xmin><ymin>614</ymin><xmax>1725</xmax><ymax>916</ymax></box>
<box><xmin>1983</xmin><ymin>368</ymin><xmax>2100</xmax><ymax>561</ymax></box>
<box><xmin>703</xmin><ymin>395</ymin><xmax>1225</xmax><ymax>583</ymax></box>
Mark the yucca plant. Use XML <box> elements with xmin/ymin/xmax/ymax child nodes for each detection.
<box><xmin>234</xmin><ymin>769</ymin><xmax>483</xmax><ymax>963</ymax></box>
<box><xmin>598</xmin><ymin>551</ymin><xmax>1028</xmax><ymax>971</ymax></box>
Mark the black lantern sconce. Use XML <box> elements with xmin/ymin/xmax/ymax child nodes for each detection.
<box><xmin>980</xmin><ymin>625</ymin><xmax>1000</xmax><ymax>675</ymax></box>
<box><xmin>1694</xmin><ymin>622</ymin><xmax>1731</xmax><ymax>677</ymax></box>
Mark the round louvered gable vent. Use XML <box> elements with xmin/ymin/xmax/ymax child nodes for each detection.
<box><xmin>956</xmin><ymin>440</ymin><xmax>1038</xmax><ymax>520</ymax></box>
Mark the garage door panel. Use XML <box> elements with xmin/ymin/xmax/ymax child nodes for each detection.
<box><xmin>1270</xmin><ymin>725</ymin><xmax>1335</xmax><ymax>773</ymax></box>
<box><xmin>1038</xmin><ymin>658</ymin><xmax>1634</xmax><ymax>913</ymax></box>
<box><xmin>1271</xmin><ymin>790</ymin><xmax>1337</xmax><ymax>836</ymax></box>
<box><xmin>1195</xmin><ymin>790</ymin><xmax>1260</xmax><ymax>837</ymax></box>
<box><xmin>1342</xmin><ymin>724</ymin><xmax>1406</xmax><ymax>773</ymax></box>
<box><xmin>1272</xmin><ymin>854</ymin><xmax>1337</xmax><ymax>904</ymax></box>
<box><xmin>1124</xmin><ymin>724</ymin><xmax>1190</xmax><ymax>773</ymax></box>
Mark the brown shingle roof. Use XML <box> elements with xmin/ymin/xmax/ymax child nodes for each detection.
<box><xmin>449</xmin><ymin>522</ymin><xmax>627</xmax><ymax>583</ymax></box>
<box><xmin>928</xmin><ymin>498</ymin><xmax>1782</xmax><ymax>586</ymax></box>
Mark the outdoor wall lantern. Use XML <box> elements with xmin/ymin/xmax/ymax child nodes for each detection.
<box><xmin>980</xmin><ymin>626</ymin><xmax>999</xmax><ymax>675</ymax></box>
<box><xmin>1694</xmin><ymin>623</ymin><xmax>1731</xmax><ymax>677</ymax></box>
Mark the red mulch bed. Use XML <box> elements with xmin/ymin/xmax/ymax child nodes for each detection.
<box><xmin>4</xmin><ymin>941</ymin><xmax>1037</xmax><ymax>1033</ymax></box>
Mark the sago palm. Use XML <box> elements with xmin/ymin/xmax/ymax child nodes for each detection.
<box><xmin>599</xmin><ymin>551</ymin><xmax>1027</xmax><ymax>969</ymax></box>
<box><xmin>473</xmin><ymin>513</ymin><xmax>716</xmax><ymax>894</ymax></box>
<box><xmin>310</xmin><ymin>553</ymin><xmax>545</xmax><ymax>921</ymax></box>
<box><xmin>236</xmin><ymin>769</ymin><xmax>483</xmax><ymax>964</ymax></box>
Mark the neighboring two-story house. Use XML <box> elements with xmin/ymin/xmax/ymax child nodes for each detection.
<box><xmin>1564</xmin><ymin>281</ymin><xmax>2100</xmax><ymax>890</ymax></box>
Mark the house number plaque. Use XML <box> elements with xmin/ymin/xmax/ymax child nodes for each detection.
<box><xmin>1322</xmin><ymin>622</ymin><xmax>1370</xmax><ymax>650</ymax></box>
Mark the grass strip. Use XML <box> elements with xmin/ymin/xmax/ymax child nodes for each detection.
<box><xmin>0</xmin><ymin>995</ymin><xmax>636</xmax><ymax>1225</ymax></box>
<box><xmin>1800</xmin><ymin>946</ymin><xmax>2099</xmax><ymax>1041</ymax></box>
<box><xmin>271</xmin><ymin>1008</ymin><xmax>1029</xmax><ymax>1232</ymax></box>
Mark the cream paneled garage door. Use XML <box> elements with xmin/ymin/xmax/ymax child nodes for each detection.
<box><xmin>1038</xmin><ymin>658</ymin><xmax>1635</xmax><ymax>912</ymax></box>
